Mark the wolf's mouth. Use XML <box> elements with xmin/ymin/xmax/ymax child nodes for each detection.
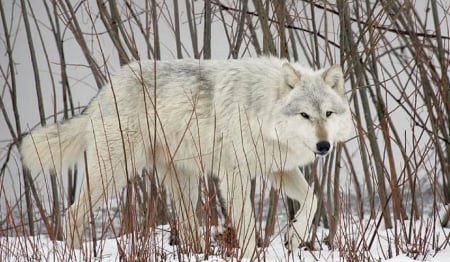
<box><xmin>316</xmin><ymin>141</ymin><xmax>331</xmax><ymax>155</ymax></box>
<box><xmin>314</xmin><ymin>151</ymin><xmax>330</xmax><ymax>159</ymax></box>
<box><xmin>303</xmin><ymin>143</ymin><xmax>321</xmax><ymax>158</ymax></box>
<box><xmin>304</xmin><ymin>142</ymin><xmax>331</xmax><ymax>158</ymax></box>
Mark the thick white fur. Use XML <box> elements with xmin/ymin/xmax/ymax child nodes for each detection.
<box><xmin>20</xmin><ymin>57</ymin><xmax>352</xmax><ymax>258</ymax></box>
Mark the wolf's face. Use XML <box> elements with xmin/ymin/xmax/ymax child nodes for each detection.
<box><xmin>271</xmin><ymin>63</ymin><xmax>352</xmax><ymax>164</ymax></box>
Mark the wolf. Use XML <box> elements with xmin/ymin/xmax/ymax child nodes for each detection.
<box><xmin>20</xmin><ymin>57</ymin><xmax>352</xmax><ymax>258</ymax></box>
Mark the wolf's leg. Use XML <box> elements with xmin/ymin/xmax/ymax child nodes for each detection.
<box><xmin>218</xmin><ymin>172</ymin><xmax>257</xmax><ymax>259</ymax></box>
<box><xmin>64</xmin><ymin>142</ymin><xmax>132</xmax><ymax>248</ymax></box>
<box><xmin>165</xmin><ymin>167</ymin><xmax>203</xmax><ymax>252</ymax></box>
<box><xmin>65</xmin><ymin>182</ymin><xmax>103</xmax><ymax>249</ymax></box>
<box><xmin>270</xmin><ymin>168</ymin><xmax>318</xmax><ymax>252</ymax></box>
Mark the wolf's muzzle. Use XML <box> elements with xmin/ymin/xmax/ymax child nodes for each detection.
<box><xmin>316</xmin><ymin>141</ymin><xmax>330</xmax><ymax>155</ymax></box>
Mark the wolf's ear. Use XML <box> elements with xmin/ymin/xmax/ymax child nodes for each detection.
<box><xmin>282</xmin><ymin>63</ymin><xmax>301</xmax><ymax>89</ymax></box>
<box><xmin>322</xmin><ymin>65</ymin><xmax>344</xmax><ymax>95</ymax></box>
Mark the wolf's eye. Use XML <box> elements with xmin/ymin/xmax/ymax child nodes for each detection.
<box><xmin>288</xmin><ymin>84</ymin><xmax>295</xmax><ymax>90</ymax></box>
<box><xmin>300</xmin><ymin>112</ymin><xmax>310</xmax><ymax>119</ymax></box>
<box><xmin>326</xmin><ymin>111</ymin><xmax>334</xmax><ymax>117</ymax></box>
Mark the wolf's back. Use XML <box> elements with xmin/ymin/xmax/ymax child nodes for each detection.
<box><xmin>20</xmin><ymin>116</ymin><xmax>88</xmax><ymax>172</ymax></box>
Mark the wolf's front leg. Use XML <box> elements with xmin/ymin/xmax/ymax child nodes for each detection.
<box><xmin>271</xmin><ymin>168</ymin><xmax>318</xmax><ymax>252</ymax></box>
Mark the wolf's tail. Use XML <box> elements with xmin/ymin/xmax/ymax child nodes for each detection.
<box><xmin>20</xmin><ymin>116</ymin><xmax>89</xmax><ymax>172</ymax></box>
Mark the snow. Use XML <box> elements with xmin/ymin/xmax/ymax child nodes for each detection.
<box><xmin>1</xmin><ymin>1</ymin><xmax>449</xmax><ymax>262</ymax></box>
<box><xmin>2</xmin><ymin>221</ymin><xmax>449</xmax><ymax>261</ymax></box>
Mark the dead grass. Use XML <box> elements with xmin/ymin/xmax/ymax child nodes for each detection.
<box><xmin>1</xmin><ymin>0</ymin><xmax>449</xmax><ymax>261</ymax></box>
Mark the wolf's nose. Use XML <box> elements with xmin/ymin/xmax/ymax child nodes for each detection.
<box><xmin>316</xmin><ymin>141</ymin><xmax>330</xmax><ymax>155</ymax></box>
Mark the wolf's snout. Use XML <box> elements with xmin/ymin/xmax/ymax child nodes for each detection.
<box><xmin>316</xmin><ymin>141</ymin><xmax>330</xmax><ymax>155</ymax></box>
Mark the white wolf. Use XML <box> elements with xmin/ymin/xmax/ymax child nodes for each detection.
<box><xmin>20</xmin><ymin>57</ymin><xmax>352</xmax><ymax>258</ymax></box>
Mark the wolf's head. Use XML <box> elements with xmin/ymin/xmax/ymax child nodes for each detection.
<box><xmin>271</xmin><ymin>62</ymin><xmax>352</xmax><ymax>165</ymax></box>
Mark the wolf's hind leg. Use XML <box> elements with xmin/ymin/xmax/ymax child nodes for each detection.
<box><xmin>64</xmin><ymin>145</ymin><xmax>132</xmax><ymax>248</ymax></box>
<box><xmin>65</xmin><ymin>184</ymin><xmax>102</xmax><ymax>249</ymax></box>
<box><xmin>164</xmin><ymin>167</ymin><xmax>203</xmax><ymax>252</ymax></box>
<box><xmin>218</xmin><ymin>172</ymin><xmax>257</xmax><ymax>259</ymax></box>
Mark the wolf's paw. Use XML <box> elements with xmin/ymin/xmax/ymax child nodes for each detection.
<box><xmin>284</xmin><ymin>226</ymin><xmax>300</xmax><ymax>253</ymax></box>
<box><xmin>284</xmin><ymin>219</ymin><xmax>299</xmax><ymax>252</ymax></box>
<box><xmin>284</xmin><ymin>218</ymin><xmax>311</xmax><ymax>253</ymax></box>
<box><xmin>169</xmin><ymin>227</ymin><xmax>206</xmax><ymax>254</ymax></box>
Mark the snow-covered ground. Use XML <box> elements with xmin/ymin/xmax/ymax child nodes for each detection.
<box><xmin>2</xmin><ymin>220</ymin><xmax>449</xmax><ymax>261</ymax></box>
<box><xmin>1</xmin><ymin>1</ymin><xmax>449</xmax><ymax>261</ymax></box>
